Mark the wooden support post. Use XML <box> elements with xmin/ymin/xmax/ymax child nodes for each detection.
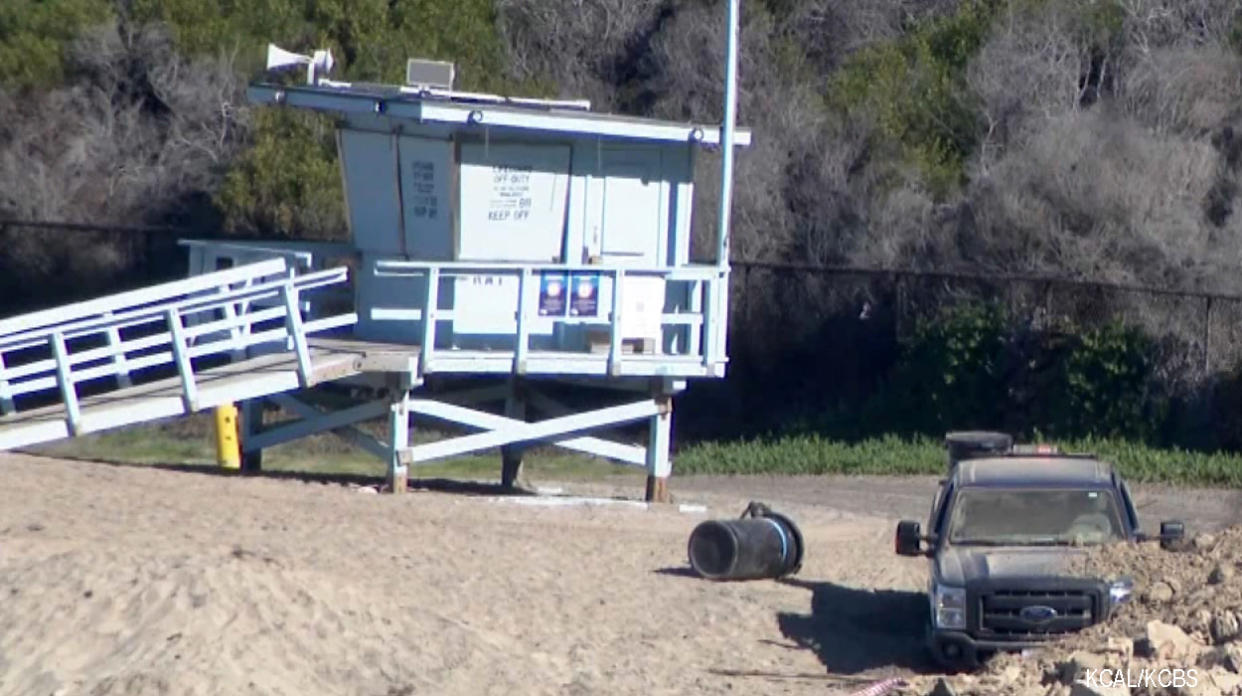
<box><xmin>500</xmin><ymin>377</ymin><xmax>527</xmax><ymax>489</ymax></box>
<box><xmin>645</xmin><ymin>388</ymin><xmax>673</xmax><ymax>504</ymax></box>
<box><xmin>240</xmin><ymin>398</ymin><xmax>264</xmax><ymax>473</ymax></box>
<box><xmin>387</xmin><ymin>392</ymin><xmax>411</xmax><ymax>493</ymax></box>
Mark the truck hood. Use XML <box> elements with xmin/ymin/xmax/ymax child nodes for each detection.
<box><xmin>936</xmin><ymin>546</ymin><xmax>1093</xmax><ymax>586</ymax></box>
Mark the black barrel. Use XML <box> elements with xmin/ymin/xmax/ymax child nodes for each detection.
<box><xmin>945</xmin><ymin>431</ymin><xmax>1013</xmax><ymax>468</ymax></box>
<box><xmin>688</xmin><ymin>502</ymin><xmax>804</xmax><ymax>581</ymax></box>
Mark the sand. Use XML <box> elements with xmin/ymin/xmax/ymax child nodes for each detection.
<box><xmin>0</xmin><ymin>453</ymin><xmax>929</xmax><ymax>696</ymax></box>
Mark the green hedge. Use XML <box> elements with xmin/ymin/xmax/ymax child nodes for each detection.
<box><xmin>674</xmin><ymin>434</ymin><xmax>1242</xmax><ymax>487</ymax></box>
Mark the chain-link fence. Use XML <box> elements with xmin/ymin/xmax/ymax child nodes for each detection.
<box><xmin>732</xmin><ymin>261</ymin><xmax>1242</xmax><ymax>385</ymax></box>
<box><xmin>673</xmin><ymin>261</ymin><xmax>1242</xmax><ymax>444</ymax></box>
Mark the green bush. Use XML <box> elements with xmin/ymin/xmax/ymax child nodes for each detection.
<box><xmin>827</xmin><ymin>1</ymin><xmax>999</xmax><ymax>196</ymax></box>
<box><xmin>869</xmin><ymin>301</ymin><xmax>1165</xmax><ymax>442</ymax></box>
<box><xmin>216</xmin><ymin>109</ymin><xmax>346</xmax><ymax>239</ymax></box>
<box><xmin>882</xmin><ymin>302</ymin><xmax>1010</xmax><ymax>434</ymax></box>
<box><xmin>1058</xmin><ymin>322</ymin><xmax>1163</xmax><ymax>440</ymax></box>
<box><xmin>0</xmin><ymin>0</ymin><xmax>112</xmax><ymax>89</ymax></box>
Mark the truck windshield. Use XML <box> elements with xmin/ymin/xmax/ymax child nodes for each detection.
<box><xmin>947</xmin><ymin>488</ymin><xmax>1124</xmax><ymax>546</ymax></box>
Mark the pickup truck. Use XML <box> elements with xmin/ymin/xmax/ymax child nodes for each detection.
<box><xmin>895</xmin><ymin>432</ymin><xmax>1186</xmax><ymax>671</ymax></box>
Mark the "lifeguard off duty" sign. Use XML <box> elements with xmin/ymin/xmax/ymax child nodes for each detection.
<box><xmin>457</xmin><ymin>143</ymin><xmax>570</xmax><ymax>263</ymax></box>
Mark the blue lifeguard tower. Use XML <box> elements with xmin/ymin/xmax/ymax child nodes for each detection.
<box><xmin>0</xmin><ymin>2</ymin><xmax>750</xmax><ymax>502</ymax></box>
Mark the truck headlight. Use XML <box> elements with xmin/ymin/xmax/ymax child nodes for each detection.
<box><xmin>1109</xmin><ymin>576</ymin><xmax>1134</xmax><ymax>605</ymax></box>
<box><xmin>933</xmin><ymin>584</ymin><xmax>967</xmax><ymax>630</ymax></box>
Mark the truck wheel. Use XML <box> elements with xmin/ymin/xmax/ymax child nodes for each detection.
<box><xmin>928</xmin><ymin>634</ymin><xmax>980</xmax><ymax>673</ymax></box>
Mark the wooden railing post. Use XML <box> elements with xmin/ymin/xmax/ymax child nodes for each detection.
<box><xmin>609</xmin><ymin>269</ymin><xmax>626</xmax><ymax>377</ymax></box>
<box><xmin>701</xmin><ymin>276</ymin><xmax>716</xmax><ymax>369</ymax></box>
<box><xmin>167</xmin><ymin>308</ymin><xmax>198</xmax><ymax>412</ymax></box>
<box><xmin>282</xmin><ymin>283</ymin><xmax>313</xmax><ymax>387</ymax></box>
<box><xmin>687</xmin><ymin>278</ymin><xmax>703</xmax><ymax>357</ymax></box>
<box><xmin>103</xmin><ymin>312</ymin><xmax>133</xmax><ymax>387</ymax></box>
<box><xmin>421</xmin><ymin>267</ymin><xmax>440</xmax><ymax>374</ymax></box>
<box><xmin>0</xmin><ymin>351</ymin><xmax>13</xmax><ymax>415</ymax></box>
<box><xmin>50</xmin><ymin>332</ymin><xmax>83</xmax><ymax>435</ymax></box>
<box><xmin>513</xmin><ymin>268</ymin><xmax>533</xmax><ymax>374</ymax></box>
<box><xmin>217</xmin><ymin>283</ymin><xmax>246</xmax><ymax>361</ymax></box>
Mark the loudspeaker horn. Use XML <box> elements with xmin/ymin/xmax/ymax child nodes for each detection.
<box><xmin>265</xmin><ymin>43</ymin><xmax>335</xmax><ymax>84</ymax></box>
<box><xmin>266</xmin><ymin>43</ymin><xmax>311</xmax><ymax>71</ymax></box>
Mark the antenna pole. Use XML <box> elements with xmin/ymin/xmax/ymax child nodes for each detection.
<box><xmin>716</xmin><ymin>0</ymin><xmax>740</xmax><ymax>269</ymax></box>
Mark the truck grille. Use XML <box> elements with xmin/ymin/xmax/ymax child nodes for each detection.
<box><xmin>977</xmin><ymin>588</ymin><xmax>1097</xmax><ymax>638</ymax></box>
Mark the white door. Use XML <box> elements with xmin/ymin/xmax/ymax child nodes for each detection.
<box><xmin>597</xmin><ymin>147</ymin><xmax>664</xmax><ymax>267</ymax></box>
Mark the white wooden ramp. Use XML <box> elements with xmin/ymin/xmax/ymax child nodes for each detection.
<box><xmin>0</xmin><ymin>259</ymin><xmax>358</xmax><ymax>451</ymax></box>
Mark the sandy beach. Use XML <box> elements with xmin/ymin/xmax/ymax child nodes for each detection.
<box><xmin>0</xmin><ymin>453</ymin><xmax>935</xmax><ymax>695</ymax></box>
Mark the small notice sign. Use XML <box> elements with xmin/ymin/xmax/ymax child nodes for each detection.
<box><xmin>569</xmin><ymin>272</ymin><xmax>600</xmax><ymax>317</ymax></box>
<box><xmin>539</xmin><ymin>271</ymin><xmax>568</xmax><ymax>316</ymax></box>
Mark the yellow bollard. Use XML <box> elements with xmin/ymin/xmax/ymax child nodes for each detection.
<box><xmin>215</xmin><ymin>403</ymin><xmax>241</xmax><ymax>470</ymax></box>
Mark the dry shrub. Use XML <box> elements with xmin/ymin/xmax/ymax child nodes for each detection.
<box><xmin>782</xmin><ymin>0</ymin><xmax>965</xmax><ymax>72</ymax></box>
<box><xmin>655</xmin><ymin>2</ymin><xmax>809</xmax><ymax>264</ymax></box>
<box><xmin>1118</xmin><ymin>0</ymin><xmax>1242</xmax><ymax>54</ymax></box>
<box><xmin>1120</xmin><ymin>45</ymin><xmax>1242</xmax><ymax>134</ymax></box>
<box><xmin>494</xmin><ymin>0</ymin><xmax>668</xmax><ymax>109</ymax></box>
<box><xmin>848</xmin><ymin>182</ymin><xmax>942</xmax><ymax>269</ymax></box>
<box><xmin>967</xmin><ymin>0</ymin><xmax>1087</xmax><ymax>155</ymax></box>
<box><xmin>0</xmin><ymin>21</ymin><xmax>243</xmax><ymax>225</ymax></box>
<box><xmin>968</xmin><ymin>109</ymin><xmax>1231</xmax><ymax>288</ymax></box>
<box><xmin>0</xmin><ymin>18</ymin><xmax>244</xmax><ymax>296</ymax></box>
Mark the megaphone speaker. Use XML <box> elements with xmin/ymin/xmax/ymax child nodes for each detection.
<box><xmin>266</xmin><ymin>43</ymin><xmax>311</xmax><ymax>71</ymax></box>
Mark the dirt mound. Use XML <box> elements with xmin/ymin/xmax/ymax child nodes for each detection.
<box><xmin>904</xmin><ymin>527</ymin><xmax>1242</xmax><ymax>696</ymax></box>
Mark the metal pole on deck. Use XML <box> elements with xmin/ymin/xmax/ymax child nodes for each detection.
<box><xmin>645</xmin><ymin>0</ymin><xmax>742</xmax><ymax>505</ymax></box>
<box><xmin>717</xmin><ymin>0</ymin><xmax>740</xmax><ymax>269</ymax></box>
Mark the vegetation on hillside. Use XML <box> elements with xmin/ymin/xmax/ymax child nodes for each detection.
<box><xmin>3</xmin><ymin>0</ymin><xmax>1242</xmax><ymax>451</ymax></box>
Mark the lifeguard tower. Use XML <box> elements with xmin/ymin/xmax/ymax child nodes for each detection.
<box><xmin>0</xmin><ymin>2</ymin><xmax>750</xmax><ymax>502</ymax></box>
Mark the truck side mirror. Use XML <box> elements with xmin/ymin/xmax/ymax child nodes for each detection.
<box><xmin>895</xmin><ymin>520</ymin><xmax>924</xmax><ymax>556</ymax></box>
<box><xmin>1159</xmin><ymin>520</ymin><xmax>1186</xmax><ymax>551</ymax></box>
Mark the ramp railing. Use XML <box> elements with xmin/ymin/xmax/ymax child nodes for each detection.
<box><xmin>0</xmin><ymin>259</ymin><xmax>356</xmax><ymax>431</ymax></box>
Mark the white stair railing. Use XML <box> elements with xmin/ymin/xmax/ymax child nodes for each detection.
<box><xmin>0</xmin><ymin>261</ymin><xmax>356</xmax><ymax>427</ymax></box>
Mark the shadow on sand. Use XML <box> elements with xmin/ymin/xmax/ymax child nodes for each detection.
<box><xmin>651</xmin><ymin>566</ymin><xmax>700</xmax><ymax>579</ymax></box>
<box><xmin>775</xmin><ymin>577</ymin><xmax>938</xmax><ymax>675</ymax></box>
<box><xmin>42</xmin><ymin>455</ymin><xmax>540</xmax><ymax>497</ymax></box>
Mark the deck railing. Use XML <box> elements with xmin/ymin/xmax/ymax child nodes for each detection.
<box><xmin>368</xmin><ymin>259</ymin><xmax>728</xmax><ymax>378</ymax></box>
